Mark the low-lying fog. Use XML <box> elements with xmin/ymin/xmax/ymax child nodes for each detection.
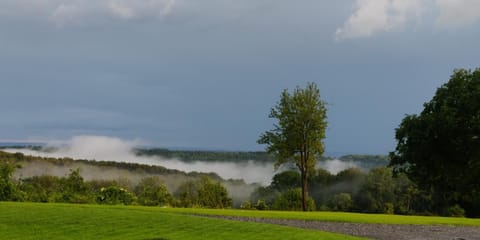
<box><xmin>4</xmin><ymin>135</ymin><xmax>360</xmax><ymax>185</ymax></box>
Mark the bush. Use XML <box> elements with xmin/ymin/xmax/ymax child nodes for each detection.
<box><xmin>0</xmin><ymin>161</ymin><xmax>17</xmax><ymax>201</ymax></box>
<box><xmin>329</xmin><ymin>193</ymin><xmax>352</xmax><ymax>212</ymax></box>
<box><xmin>273</xmin><ymin>188</ymin><xmax>315</xmax><ymax>211</ymax></box>
<box><xmin>240</xmin><ymin>200</ymin><xmax>252</xmax><ymax>209</ymax></box>
<box><xmin>59</xmin><ymin>169</ymin><xmax>93</xmax><ymax>204</ymax></box>
<box><xmin>135</xmin><ymin>177</ymin><xmax>171</xmax><ymax>206</ymax></box>
<box><xmin>197</xmin><ymin>177</ymin><xmax>232</xmax><ymax>209</ymax></box>
<box><xmin>97</xmin><ymin>186</ymin><xmax>136</xmax><ymax>205</ymax></box>
<box><xmin>446</xmin><ymin>205</ymin><xmax>465</xmax><ymax>217</ymax></box>
<box><xmin>175</xmin><ymin>180</ymin><xmax>199</xmax><ymax>208</ymax></box>
<box><xmin>255</xmin><ymin>199</ymin><xmax>268</xmax><ymax>210</ymax></box>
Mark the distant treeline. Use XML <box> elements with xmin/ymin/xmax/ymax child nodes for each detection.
<box><xmin>0</xmin><ymin>146</ymin><xmax>390</xmax><ymax>168</ymax></box>
<box><xmin>0</xmin><ymin>151</ymin><xmax>222</xmax><ymax>181</ymax></box>
<box><xmin>135</xmin><ymin>148</ymin><xmax>276</xmax><ymax>162</ymax></box>
<box><xmin>136</xmin><ymin>148</ymin><xmax>389</xmax><ymax>165</ymax></box>
<box><xmin>337</xmin><ymin>155</ymin><xmax>389</xmax><ymax>169</ymax></box>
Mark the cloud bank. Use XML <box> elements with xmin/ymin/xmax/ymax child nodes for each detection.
<box><xmin>4</xmin><ymin>135</ymin><xmax>276</xmax><ymax>185</ymax></box>
<box><xmin>336</xmin><ymin>0</ymin><xmax>480</xmax><ymax>40</ymax></box>
<box><xmin>336</xmin><ymin>0</ymin><xmax>424</xmax><ymax>40</ymax></box>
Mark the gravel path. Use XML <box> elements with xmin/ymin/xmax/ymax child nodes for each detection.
<box><xmin>204</xmin><ymin>215</ymin><xmax>480</xmax><ymax>240</ymax></box>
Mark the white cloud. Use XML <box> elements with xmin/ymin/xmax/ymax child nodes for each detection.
<box><xmin>336</xmin><ymin>0</ymin><xmax>425</xmax><ymax>40</ymax></box>
<box><xmin>336</xmin><ymin>0</ymin><xmax>480</xmax><ymax>39</ymax></box>
<box><xmin>436</xmin><ymin>0</ymin><xmax>480</xmax><ymax>27</ymax></box>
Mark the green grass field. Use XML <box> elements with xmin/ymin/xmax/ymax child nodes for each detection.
<box><xmin>0</xmin><ymin>202</ymin><xmax>367</xmax><ymax>240</ymax></box>
<box><xmin>157</xmin><ymin>207</ymin><xmax>480</xmax><ymax>226</ymax></box>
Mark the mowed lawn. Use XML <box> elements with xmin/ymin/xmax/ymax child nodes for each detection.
<box><xmin>158</xmin><ymin>207</ymin><xmax>480</xmax><ymax>226</ymax></box>
<box><xmin>0</xmin><ymin>202</ymin><xmax>367</xmax><ymax>240</ymax></box>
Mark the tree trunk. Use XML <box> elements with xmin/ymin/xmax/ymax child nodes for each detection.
<box><xmin>301</xmin><ymin>170</ymin><xmax>308</xmax><ymax>211</ymax></box>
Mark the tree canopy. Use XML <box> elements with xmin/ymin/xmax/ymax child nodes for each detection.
<box><xmin>390</xmin><ymin>68</ymin><xmax>480</xmax><ymax>217</ymax></box>
<box><xmin>258</xmin><ymin>82</ymin><xmax>327</xmax><ymax>211</ymax></box>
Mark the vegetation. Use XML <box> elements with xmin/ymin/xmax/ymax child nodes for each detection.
<box><xmin>136</xmin><ymin>148</ymin><xmax>276</xmax><ymax>162</ymax></box>
<box><xmin>258</xmin><ymin>82</ymin><xmax>328</xmax><ymax>211</ymax></box>
<box><xmin>250</xmin><ymin>167</ymin><xmax>428</xmax><ymax>215</ymax></box>
<box><xmin>390</xmin><ymin>68</ymin><xmax>480</xmax><ymax>217</ymax></box>
<box><xmin>0</xmin><ymin>160</ymin><xmax>17</xmax><ymax>201</ymax></box>
<box><xmin>0</xmin><ymin>156</ymin><xmax>232</xmax><ymax>209</ymax></box>
<box><xmin>0</xmin><ymin>202</ymin><xmax>368</xmax><ymax>240</ymax></box>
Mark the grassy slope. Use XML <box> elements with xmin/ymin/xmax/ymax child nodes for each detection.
<box><xmin>0</xmin><ymin>202</ymin><xmax>367</xmax><ymax>240</ymax></box>
<box><xmin>158</xmin><ymin>208</ymin><xmax>480</xmax><ymax>226</ymax></box>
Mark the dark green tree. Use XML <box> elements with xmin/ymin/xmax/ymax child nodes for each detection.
<box><xmin>60</xmin><ymin>169</ymin><xmax>91</xmax><ymax>203</ymax></box>
<box><xmin>355</xmin><ymin>167</ymin><xmax>395</xmax><ymax>214</ymax></box>
<box><xmin>271</xmin><ymin>170</ymin><xmax>301</xmax><ymax>192</ymax></box>
<box><xmin>272</xmin><ymin>188</ymin><xmax>315</xmax><ymax>211</ymax></box>
<box><xmin>258</xmin><ymin>82</ymin><xmax>328</xmax><ymax>211</ymax></box>
<box><xmin>390</xmin><ymin>68</ymin><xmax>480</xmax><ymax>216</ymax></box>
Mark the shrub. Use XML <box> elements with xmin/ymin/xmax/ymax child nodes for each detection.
<box><xmin>329</xmin><ymin>193</ymin><xmax>352</xmax><ymax>212</ymax></box>
<box><xmin>135</xmin><ymin>177</ymin><xmax>171</xmax><ymax>206</ymax></box>
<box><xmin>97</xmin><ymin>186</ymin><xmax>136</xmax><ymax>205</ymax></box>
<box><xmin>197</xmin><ymin>177</ymin><xmax>232</xmax><ymax>209</ymax></box>
<box><xmin>446</xmin><ymin>205</ymin><xmax>465</xmax><ymax>217</ymax></box>
<box><xmin>240</xmin><ymin>200</ymin><xmax>252</xmax><ymax>210</ymax></box>
<box><xmin>0</xmin><ymin>161</ymin><xmax>17</xmax><ymax>201</ymax></box>
<box><xmin>255</xmin><ymin>199</ymin><xmax>268</xmax><ymax>210</ymax></box>
<box><xmin>273</xmin><ymin>188</ymin><xmax>315</xmax><ymax>211</ymax></box>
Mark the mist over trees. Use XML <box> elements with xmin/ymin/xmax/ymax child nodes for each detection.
<box><xmin>390</xmin><ymin>68</ymin><xmax>480</xmax><ymax>217</ymax></box>
<box><xmin>258</xmin><ymin>82</ymin><xmax>328</xmax><ymax>211</ymax></box>
<box><xmin>2</xmin><ymin>68</ymin><xmax>480</xmax><ymax>217</ymax></box>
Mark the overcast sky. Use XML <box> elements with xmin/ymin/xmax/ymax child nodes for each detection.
<box><xmin>1</xmin><ymin>0</ymin><xmax>479</xmax><ymax>154</ymax></box>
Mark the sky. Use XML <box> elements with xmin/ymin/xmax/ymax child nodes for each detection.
<box><xmin>1</xmin><ymin>0</ymin><xmax>479</xmax><ymax>155</ymax></box>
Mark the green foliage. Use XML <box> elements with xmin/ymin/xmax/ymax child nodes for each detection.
<box><xmin>97</xmin><ymin>186</ymin><xmax>136</xmax><ymax>205</ymax></box>
<box><xmin>258</xmin><ymin>82</ymin><xmax>327</xmax><ymax>211</ymax></box>
<box><xmin>255</xmin><ymin>199</ymin><xmax>268</xmax><ymax>210</ymax></box>
<box><xmin>273</xmin><ymin>188</ymin><xmax>315</xmax><ymax>211</ymax></box>
<box><xmin>271</xmin><ymin>170</ymin><xmax>300</xmax><ymax>192</ymax></box>
<box><xmin>390</xmin><ymin>68</ymin><xmax>480</xmax><ymax>217</ymax></box>
<box><xmin>176</xmin><ymin>177</ymin><xmax>232</xmax><ymax>209</ymax></box>
<box><xmin>135</xmin><ymin>176</ymin><xmax>171</xmax><ymax>206</ymax></box>
<box><xmin>59</xmin><ymin>169</ymin><xmax>92</xmax><ymax>203</ymax></box>
<box><xmin>175</xmin><ymin>180</ymin><xmax>200</xmax><ymax>207</ymax></box>
<box><xmin>446</xmin><ymin>204</ymin><xmax>466</xmax><ymax>218</ymax></box>
<box><xmin>249</xmin><ymin>186</ymin><xmax>279</xmax><ymax>208</ymax></box>
<box><xmin>19</xmin><ymin>175</ymin><xmax>62</xmax><ymax>202</ymax></box>
<box><xmin>355</xmin><ymin>167</ymin><xmax>395</xmax><ymax>213</ymax></box>
<box><xmin>197</xmin><ymin>177</ymin><xmax>232</xmax><ymax>209</ymax></box>
<box><xmin>329</xmin><ymin>193</ymin><xmax>352</xmax><ymax>212</ymax></box>
<box><xmin>0</xmin><ymin>161</ymin><xmax>17</xmax><ymax>201</ymax></box>
<box><xmin>240</xmin><ymin>200</ymin><xmax>252</xmax><ymax>209</ymax></box>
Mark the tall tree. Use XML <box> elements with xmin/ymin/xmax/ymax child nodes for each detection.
<box><xmin>390</xmin><ymin>68</ymin><xmax>480</xmax><ymax>217</ymax></box>
<box><xmin>258</xmin><ymin>82</ymin><xmax>327</xmax><ymax>211</ymax></box>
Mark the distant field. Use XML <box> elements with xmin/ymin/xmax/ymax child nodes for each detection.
<box><xmin>158</xmin><ymin>208</ymin><xmax>480</xmax><ymax>226</ymax></box>
<box><xmin>0</xmin><ymin>202</ymin><xmax>367</xmax><ymax>240</ymax></box>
